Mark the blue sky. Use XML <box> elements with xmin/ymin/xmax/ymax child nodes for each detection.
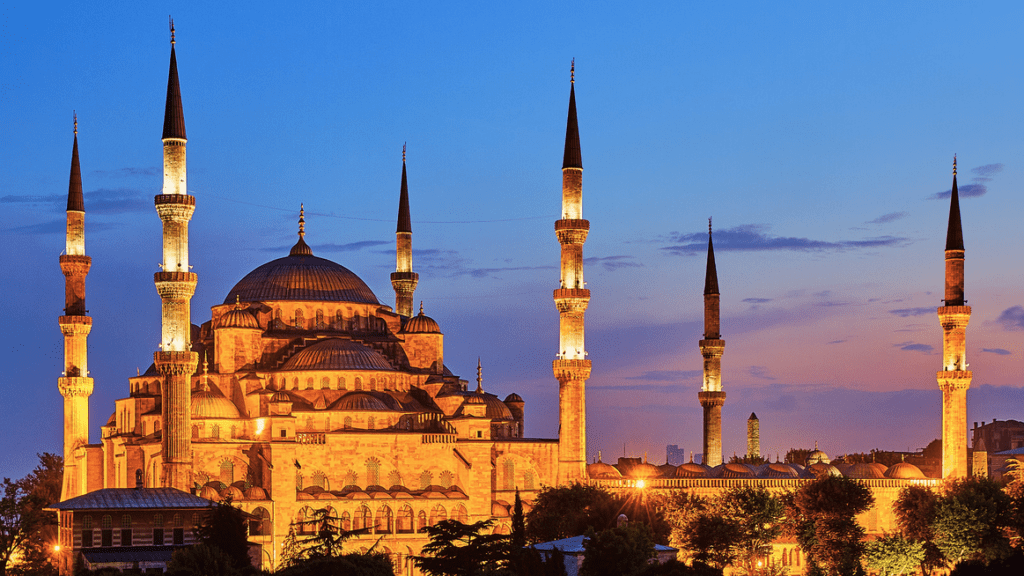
<box><xmin>3</xmin><ymin>1</ymin><xmax>1024</xmax><ymax>478</ymax></box>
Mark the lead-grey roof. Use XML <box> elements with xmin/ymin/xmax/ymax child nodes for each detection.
<box><xmin>49</xmin><ymin>488</ymin><xmax>215</xmax><ymax>511</ymax></box>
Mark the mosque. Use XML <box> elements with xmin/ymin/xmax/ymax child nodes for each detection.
<box><xmin>53</xmin><ymin>26</ymin><xmax>972</xmax><ymax>575</ymax></box>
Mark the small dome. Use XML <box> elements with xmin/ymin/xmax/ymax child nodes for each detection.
<box><xmin>271</xmin><ymin>391</ymin><xmax>291</xmax><ymax>403</ymax></box>
<box><xmin>282</xmin><ymin>339</ymin><xmax>394</xmax><ymax>372</ymax></box>
<box><xmin>191</xmin><ymin>389</ymin><xmax>241</xmax><ymax>419</ymax></box>
<box><xmin>199</xmin><ymin>485</ymin><xmax>220</xmax><ymax>501</ymax></box>
<box><xmin>629</xmin><ymin>462</ymin><xmax>662</xmax><ymax>479</ymax></box>
<box><xmin>333</xmin><ymin>392</ymin><xmax>392</xmax><ymax>412</ymax></box>
<box><xmin>758</xmin><ymin>463</ymin><xmax>800</xmax><ymax>479</ymax></box>
<box><xmin>715</xmin><ymin>463</ymin><xmax>757</xmax><ymax>479</ymax></box>
<box><xmin>504</xmin><ymin>393</ymin><xmax>524</xmax><ymax>404</ymax></box>
<box><xmin>403</xmin><ymin>310</ymin><xmax>441</xmax><ymax>334</ymax></box>
<box><xmin>806</xmin><ymin>449</ymin><xmax>831</xmax><ymax>466</ymax></box>
<box><xmin>216</xmin><ymin>307</ymin><xmax>260</xmax><ymax>330</ymax></box>
<box><xmin>491</xmin><ymin>501</ymin><xmax>510</xmax><ymax>517</ymax></box>
<box><xmin>464</xmin><ymin>395</ymin><xmax>486</xmax><ymax>405</ymax></box>
<box><xmin>244</xmin><ymin>486</ymin><xmax>268</xmax><ymax>500</ymax></box>
<box><xmin>885</xmin><ymin>462</ymin><xmax>926</xmax><ymax>479</ymax></box>
<box><xmin>222</xmin><ymin>486</ymin><xmax>244</xmax><ymax>501</ymax></box>
<box><xmin>806</xmin><ymin>462</ymin><xmax>843</xmax><ymax>478</ymax></box>
<box><xmin>868</xmin><ymin>462</ymin><xmax>889</xmax><ymax>476</ymax></box>
<box><xmin>675</xmin><ymin>463</ymin><xmax>710</xmax><ymax>478</ymax></box>
<box><xmin>845</xmin><ymin>462</ymin><xmax>886</xmax><ymax>479</ymax></box>
<box><xmin>587</xmin><ymin>461</ymin><xmax>622</xmax><ymax>479</ymax></box>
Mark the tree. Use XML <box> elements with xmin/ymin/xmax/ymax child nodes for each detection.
<box><xmin>274</xmin><ymin>554</ymin><xmax>394</xmax><ymax>576</ymax></box>
<box><xmin>893</xmin><ymin>485</ymin><xmax>944</xmax><ymax>575</ymax></box>
<box><xmin>863</xmin><ymin>533</ymin><xmax>925</xmax><ymax>576</ymax></box>
<box><xmin>677</xmin><ymin>511</ymin><xmax>739</xmax><ymax>570</ymax></box>
<box><xmin>193</xmin><ymin>502</ymin><xmax>251</xmax><ymax>571</ymax></box>
<box><xmin>637</xmin><ymin>559</ymin><xmax>723</xmax><ymax>576</ymax></box>
<box><xmin>1</xmin><ymin>453</ymin><xmax>62</xmax><ymax>576</ymax></box>
<box><xmin>279</xmin><ymin>506</ymin><xmax>372</xmax><ymax>568</ymax></box>
<box><xmin>931</xmin><ymin>477</ymin><xmax>1012</xmax><ymax>566</ymax></box>
<box><xmin>786</xmin><ymin>475</ymin><xmax>873</xmax><ymax>576</ymax></box>
<box><xmin>579</xmin><ymin>523</ymin><xmax>656</xmax><ymax>576</ymax></box>
<box><xmin>525</xmin><ymin>484</ymin><xmax>670</xmax><ymax>545</ymax></box>
<box><xmin>166</xmin><ymin>543</ymin><xmax>240</xmax><ymax>576</ymax></box>
<box><xmin>720</xmin><ymin>485</ymin><xmax>783</xmax><ymax>574</ymax></box>
<box><xmin>415</xmin><ymin>518</ymin><xmax>508</xmax><ymax>576</ymax></box>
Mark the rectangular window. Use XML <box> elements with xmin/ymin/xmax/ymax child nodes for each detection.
<box><xmin>81</xmin><ymin>530</ymin><xmax>93</xmax><ymax>548</ymax></box>
<box><xmin>281</xmin><ymin>429</ymin><xmax>287</xmax><ymax>438</ymax></box>
<box><xmin>153</xmin><ymin>528</ymin><xmax>164</xmax><ymax>546</ymax></box>
<box><xmin>120</xmin><ymin>529</ymin><xmax>132</xmax><ymax>546</ymax></box>
<box><xmin>173</xmin><ymin>528</ymin><xmax>184</xmax><ymax>545</ymax></box>
<box><xmin>101</xmin><ymin>530</ymin><xmax>112</xmax><ymax>547</ymax></box>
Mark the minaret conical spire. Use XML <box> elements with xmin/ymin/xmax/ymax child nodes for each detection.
<box><xmin>476</xmin><ymin>358</ymin><xmax>483</xmax><ymax>393</ymax></box>
<box><xmin>562</xmin><ymin>59</ymin><xmax>582</xmax><ymax>170</ymax></box>
<box><xmin>68</xmin><ymin>112</ymin><xmax>84</xmax><ymax>212</ymax></box>
<box><xmin>398</xmin><ymin>143</ymin><xmax>412</xmax><ymax>234</ymax></box>
<box><xmin>704</xmin><ymin>218</ymin><xmax>719</xmax><ymax>296</ymax></box>
<box><xmin>946</xmin><ymin>155</ymin><xmax>964</xmax><ymax>252</ymax></box>
<box><xmin>162</xmin><ymin>17</ymin><xmax>186</xmax><ymax>140</ymax></box>
<box><xmin>391</xmin><ymin>145</ymin><xmax>418</xmax><ymax>317</ymax></box>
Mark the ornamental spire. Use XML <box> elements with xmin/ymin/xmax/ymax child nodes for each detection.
<box><xmin>397</xmin><ymin>143</ymin><xmax>412</xmax><ymax>233</ymax></box>
<box><xmin>67</xmin><ymin>112</ymin><xmax>84</xmax><ymax>212</ymax></box>
<box><xmin>289</xmin><ymin>204</ymin><xmax>313</xmax><ymax>256</ymax></box>
<box><xmin>476</xmin><ymin>358</ymin><xmax>484</xmax><ymax>393</ymax></box>
<box><xmin>562</xmin><ymin>59</ymin><xmax>582</xmax><ymax>170</ymax></box>
<box><xmin>946</xmin><ymin>155</ymin><xmax>964</xmax><ymax>251</ymax></box>
<box><xmin>704</xmin><ymin>217</ymin><xmax>719</xmax><ymax>295</ymax></box>
<box><xmin>162</xmin><ymin>16</ymin><xmax>186</xmax><ymax>140</ymax></box>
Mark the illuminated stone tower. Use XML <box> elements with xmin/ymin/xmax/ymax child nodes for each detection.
<box><xmin>154</xmin><ymin>21</ymin><xmax>198</xmax><ymax>490</ymax></box>
<box><xmin>937</xmin><ymin>156</ymin><xmax>971</xmax><ymax>479</ymax></box>
<box><xmin>747</xmin><ymin>412</ymin><xmax>759</xmax><ymax>460</ymax></box>
<box><xmin>58</xmin><ymin>114</ymin><xmax>94</xmax><ymax>500</ymax></box>
<box><xmin>391</xmin><ymin>144</ymin><xmax>418</xmax><ymax>318</ymax></box>
<box><xmin>553</xmin><ymin>61</ymin><xmax>591</xmax><ymax>484</ymax></box>
<box><xmin>698</xmin><ymin>220</ymin><xmax>725</xmax><ymax>467</ymax></box>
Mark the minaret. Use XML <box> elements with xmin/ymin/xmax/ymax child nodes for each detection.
<box><xmin>58</xmin><ymin>113</ymin><xmax>94</xmax><ymax>500</ymax></box>
<box><xmin>391</xmin><ymin>144</ymin><xmax>418</xmax><ymax>317</ymax></box>
<box><xmin>747</xmin><ymin>413</ymin><xmax>759</xmax><ymax>460</ymax></box>
<box><xmin>553</xmin><ymin>60</ymin><xmax>591</xmax><ymax>484</ymax></box>
<box><xmin>698</xmin><ymin>219</ymin><xmax>726</xmax><ymax>467</ymax></box>
<box><xmin>153</xmin><ymin>20</ymin><xmax>198</xmax><ymax>491</ymax></box>
<box><xmin>937</xmin><ymin>156</ymin><xmax>971</xmax><ymax>479</ymax></box>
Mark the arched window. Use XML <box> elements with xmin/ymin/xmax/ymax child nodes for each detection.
<box><xmin>312</xmin><ymin>471</ymin><xmax>328</xmax><ymax>490</ymax></box>
<box><xmin>305</xmin><ymin>378</ymin><xmax>314</xmax><ymax>390</ymax></box>
<box><xmin>191</xmin><ymin>425</ymin><xmax>199</xmax><ymax>439</ymax></box>
<box><xmin>172</xmin><ymin>514</ymin><xmax>183</xmax><ymax>528</ymax></box>
<box><xmin>417</xmin><ymin>510</ymin><xmax>428</xmax><ymax>533</ymax></box>
<box><xmin>429</xmin><ymin>505</ymin><xmax>447</xmax><ymax>526</ymax></box>
<box><xmin>250</xmin><ymin>507</ymin><xmax>271</xmax><ymax>536</ymax></box>
<box><xmin>297</xmin><ymin>507</ymin><xmax>315</xmax><ymax>535</ymax></box>
<box><xmin>354</xmin><ymin>506</ymin><xmax>372</xmax><ymax>531</ymax></box>
<box><xmin>354</xmin><ymin>377</ymin><xmax>362</xmax><ymax>391</ymax></box>
<box><xmin>211</xmin><ymin>424</ymin><xmax>220</xmax><ymax>439</ymax></box>
<box><xmin>316</xmin><ymin>309</ymin><xmax>324</xmax><ymax>329</ymax></box>
<box><xmin>523</xmin><ymin>470</ymin><xmax>535</xmax><ymax>491</ymax></box>
<box><xmin>119</xmin><ymin>515</ymin><xmax>132</xmax><ymax>547</ymax></box>
<box><xmin>367</xmin><ymin>416</ymin><xmax>375</xmax><ymax>430</ymax></box>
<box><xmin>294</xmin><ymin>309</ymin><xmax>304</xmax><ymax>329</ymax></box>
<box><xmin>387</xmin><ymin>470</ymin><xmax>402</xmax><ymax>488</ymax></box>
<box><xmin>345</xmin><ymin>470</ymin><xmax>359</xmax><ymax>487</ymax></box>
<box><xmin>419</xmin><ymin>471</ymin><xmax>433</xmax><ymax>490</ymax></box>
<box><xmin>291</xmin><ymin>377</ymin><xmax>298</xmax><ymax>390</ymax></box>
<box><xmin>273</xmin><ymin>308</ymin><xmax>283</xmax><ymax>329</ymax></box>
<box><xmin>503</xmin><ymin>459</ymin><xmax>515</xmax><ymax>490</ymax></box>
<box><xmin>366</xmin><ymin>459</ymin><xmax>381</xmax><ymax>487</ymax></box>
<box><xmin>220</xmin><ymin>460</ymin><xmax>234</xmax><ymax>485</ymax></box>
<box><xmin>338</xmin><ymin>377</ymin><xmax>346</xmax><ymax>390</ymax></box>
<box><xmin>397</xmin><ymin>505</ymin><xmax>414</xmax><ymax>533</ymax></box>
<box><xmin>320</xmin><ymin>377</ymin><xmax>330</xmax><ymax>390</ymax></box>
<box><xmin>376</xmin><ymin>505</ymin><xmax>394</xmax><ymax>534</ymax></box>
<box><xmin>452</xmin><ymin>504</ymin><xmax>468</xmax><ymax>525</ymax></box>
<box><xmin>229</xmin><ymin>425</ymin><xmax>236</xmax><ymax>439</ymax></box>
<box><xmin>335</xmin><ymin>310</ymin><xmax>343</xmax><ymax>328</ymax></box>
<box><xmin>439</xmin><ymin>470</ymin><xmax>454</xmax><ymax>489</ymax></box>
<box><xmin>344</xmin><ymin>416</ymin><xmax>353</xmax><ymax>429</ymax></box>
<box><xmin>369</xmin><ymin>378</ymin><xmax>376</xmax><ymax>391</ymax></box>
<box><xmin>340</xmin><ymin>511</ymin><xmax>351</xmax><ymax>531</ymax></box>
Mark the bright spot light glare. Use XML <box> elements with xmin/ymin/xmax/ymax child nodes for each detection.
<box><xmin>636</xmin><ymin>479</ymin><xmax>646</xmax><ymax>489</ymax></box>
<box><xmin>255</xmin><ymin>418</ymin><xmax>266</xmax><ymax>435</ymax></box>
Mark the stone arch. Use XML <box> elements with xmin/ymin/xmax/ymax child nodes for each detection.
<box><xmin>354</xmin><ymin>505</ymin><xmax>372</xmax><ymax>531</ymax></box>
<box><xmin>397</xmin><ymin>504</ymin><xmax>414</xmax><ymax>533</ymax></box>
<box><xmin>376</xmin><ymin>504</ymin><xmax>394</xmax><ymax>534</ymax></box>
<box><xmin>451</xmin><ymin>504</ymin><xmax>468</xmax><ymax>524</ymax></box>
<box><xmin>417</xmin><ymin>510</ymin><xmax>428</xmax><ymax>532</ymax></box>
<box><xmin>429</xmin><ymin>504</ymin><xmax>447</xmax><ymax>526</ymax></box>
<box><xmin>250</xmin><ymin>507</ymin><xmax>271</xmax><ymax>536</ymax></box>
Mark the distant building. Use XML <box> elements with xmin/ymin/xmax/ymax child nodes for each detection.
<box><xmin>666</xmin><ymin>445</ymin><xmax>686</xmax><ymax>466</ymax></box>
<box><xmin>534</xmin><ymin>534</ymin><xmax>678</xmax><ymax>576</ymax></box>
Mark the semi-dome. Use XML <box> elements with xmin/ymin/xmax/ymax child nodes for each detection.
<box><xmin>504</xmin><ymin>393</ymin><xmax>524</xmax><ymax>404</ymax></box>
<box><xmin>885</xmin><ymin>462</ymin><xmax>926</xmax><ymax>479</ymax></box>
<box><xmin>587</xmin><ymin>461</ymin><xmax>622</xmax><ymax>479</ymax></box>
<box><xmin>191</xmin><ymin>389</ymin><xmax>241</xmax><ymax>419</ymax></box>
<box><xmin>675</xmin><ymin>462</ymin><xmax>710</xmax><ymax>478</ymax></box>
<box><xmin>845</xmin><ymin>462</ymin><xmax>886</xmax><ymax>479</ymax></box>
<box><xmin>628</xmin><ymin>462</ymin><xmax>662</xmax><ymax>479</ymax></box>
<box><xmin>455</xmin><ymin>393</ymin><xmax>514</xmax><ymax>420</ymax></box>
<box><xmin>223</xmin><ymin>251</ymin><xmax>379</xmax><ymax>305</ymax></box>
<box><xmin>806</xmin><ymin>462</ymin><xmax>843</xmax><ymax>478</ymax></box>
<box><xmin>758</xmin><ymin>463</ymin><xmax>801</xmax><ymax>479</ymax></box>
<box><xmin>282</xmin><ymin>339</ymin><xmax>395</xmax><ymax>371</ymax></box>
<box><xmin>333</xmin><ymin>392</ymin><xmax>393</xmax><ymax>412</ymax></box>
<box><xmin>715</xmin><ymin>463</ymin><xmax>757</xmax><ymax>479</ymax></box>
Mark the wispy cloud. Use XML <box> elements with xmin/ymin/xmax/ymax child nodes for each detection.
<box><xmin>662</xmin><ymin>224</ymin><xmax>910</xmax><ymax>256</ymax></box>
<box><xmin>997</xmin><ymin>306</ymin><xmax>1024</xmax><ymax>331</ymax></box>
<box><xmin>749</xmin><ymin>366</ymin><xmax>776</xmax><ymax>380</ymax></box>
<box><xmin>866</xmin><ymin>212</ymin><xmax>908</xmax><ymax>225</ymax></box>
<box><xmin>0</xmin><ymin>188</ymin><xmax>149</xmax><ymax>215</ymax></box>
<box><xmin>982</xmin><ymin>348</ymin><xmax>1011</xmax><ymax>356</ymax></box>
<box><xmin>930</xmin><ymin>162</ymin><xmax>1003</xmax><ymax>199</ymax></box>
<box><xmin>90</xmin><ymin>166</ymin><xmax>159</xmax><ymax>178</ymax></box>
<box><xmin>584</xmin><ymin>255</ymin><xmax>642</xmax><ymax>271</ymax></box>
<box><xmin>625</xmin><ymin>370</ymin><xmax>702</xmax><ymax>382</ymax></box>
<box><xmin>889</xmin><ymin>307</ymin><xmax>935</xmax><ymax>318</ymax></box>
<box><xmin>316</xmin><ymin>240</ymin><xmax>390</xmax><ymax>253</ymax></box>
<box><xmin>896</xmin><ymin>341</ymin><xmax>934</xmax><ymax>353</ymax></box>
<box><xmin>2</xmin><ymin>219</ymin><xmax>119</xmax><ymax>235</ymax></box>
<box><xmin>743</xmin><ymin>297</ymin><xmax>772</xmax><ymax>304</ymax></box>
<box><xmin>827</xmin><ymin>339</ymin><xmax>846</xmax><ymax>345</ymax></box>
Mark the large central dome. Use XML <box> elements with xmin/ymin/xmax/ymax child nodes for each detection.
<box><xmin>224</xmin><ymin>243</ymin><xmax>379</xmax><ymax>305</ymax></box>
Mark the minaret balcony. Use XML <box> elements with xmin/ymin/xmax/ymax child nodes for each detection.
<box><xmin>553</xmin><ymin>358</ymin><xmax>591</xmax><ymax>382</ymax></box>
<box><xmin>58</xmin><ymin>315</ymin><xmax>93</xmax><ymax>329</ymax></box>
<box><xmin>154</xmin><ymin>193</ymin><xmax>196</xmax><ymax>206</ymax></box>
<box><xmin>555</xmin><ymin>219</ymin><xmax>590</xmax><ymax>244</ymax></box>
<box><xmin>58</xmin><ymin>376</ymin><xmax>94</xmax><ymax>397</ymax></box>
<box><xmin>59</xmin><ymin>255</ymin><xmax>92</xmax><ymax>275</ymax></box>
<box><xmin>937</xmin><ymin>370</ymin><xmax>972</xmax><ymax>391</ymax></box>
<box><xmin>698</xmin><ymin>390</ymin><xmax>726</xmax><ymax>407</ymax></box>
<box><xmin>391</xmin><ymin>271</ymin><xmax>419</xmax><ymax>284</ymax></box>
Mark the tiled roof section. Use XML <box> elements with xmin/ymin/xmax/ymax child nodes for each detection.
<box><xmin>562</xmin><ymin>83</ymin><xmax>582</xmax><ymax>169</ymax></box>
<box><xmin>67</xmin><ymin>133</ymin><xmax>84</xmax><ymax>211</ymax></box>
<box><xmin>49</xmin><ymin>487</ymin><xmax>214</xmax><ymax>510</ymax></box>
<box><xmin>223</xmin><ymin>254</ymin><xmax>379</xmax><ymax>304</ymax></box>
<box><xmin>704</xmin><ymin>232</ymin><xmax>719</xmax><ymax>295</ymax></box>
<box><xmin>281</xmin><ymin>338</ymin><xmax>395</xmax><ymax>372</ymax></box>
<box><xmin>946</xmin><ymin>171</ymin><xmax>964</xmax><ymax>251</ymax></box>
<box><xmin>162</xmin><ymin>46</ymin><xmax>187</xmax><ymax>140</ymax></box>
<box><xmin>397</xmin><ymin>159</ymin><xmax>412</xmax><ymax>233</ymax></box>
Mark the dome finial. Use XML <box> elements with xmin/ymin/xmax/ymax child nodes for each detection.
<box><xmin>403</xmin><ymin>142</ymin><xmax>407</xmax><ymax>163</ymax></box>
<box><xmin>953</xmin><ymin>154</ymin><xmax>957</xmax><ymax>176</ymax></box>
<box><xmin>169</xmin><ymin>16</ymin><xmax>175</xmax><ymax>45</ymax></box>
<box><xmin>815</xmin><ymin>440</ymin><xmax>818</xmax><ymax>450</ymax></box>
<box><xmin>235</xmin><ymin>294</ymin><xmax>242</xmax><ymax>310</ymax></box>
<box><xmin>73</xmin><ymin>110</ymin><xmax>77</xmax><ymax>136</ymax></box>
<box><xmin>419</xmin><ymin>301</ymin><xmax>424</xmax><ymax>315</ymax></box>
<box><xmin>570</xmin><ymin>58</ymin><xmax>575</xmax><ymax>84</ymax></box>
<box><xmin>298</xmin><ymin>204</ymin><xmax>305</xmax><ymax>240</ymax></box>
<box><xmin>597</xmin><ymin>450</ymin><xmax>602</xmax><ymax>463</ymax></box>
<box><xmin>708</xmin><ymin>216</ymin><xmax>712</xmax><ymax>236</ymax></box>
<box><xmin>476</xmin><ymin>357</ymin><xmax>483</xmax><ymax>393</ymax></box>
<box><xmin>200</xmin><ymin>352</ymin><xmax>209</xmax><ymax>391</ymax></box>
